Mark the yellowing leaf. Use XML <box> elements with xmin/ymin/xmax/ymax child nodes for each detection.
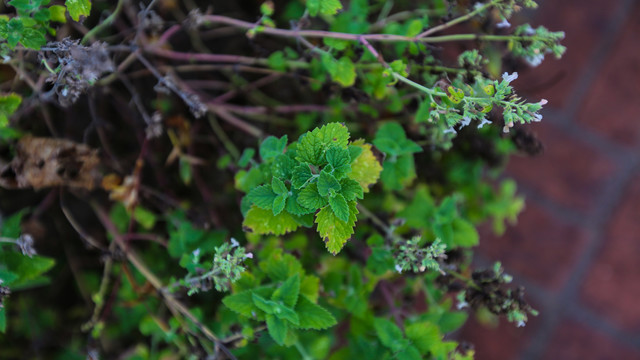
<box><xmin>315</xmin><ymin>201</ymin><xmax>358</xmax><ymax>255</ymax></box>
<box><xmin>66</xmin><ymin>0</ymin><xmax>91</xmax><ymax>22</ymax></box>
<box><xmin>348</xmin><ymin>140</ymin><xmax>381</xmax><ymax>192</ymax></box>
<box><xmin>243</xmin><ymin>206</ymin><xmax>299</xmax><ymax>235</ymax></box>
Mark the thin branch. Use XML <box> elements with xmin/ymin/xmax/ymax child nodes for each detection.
<box><xmin>208</xmin><ymin>107</ymin><xmax>263</xmax><ymax>138</ymax></box>
<box><xmin>91</xmin><ymin>203</ymin><xmax>237</xmax><ymax>360</ymax></box>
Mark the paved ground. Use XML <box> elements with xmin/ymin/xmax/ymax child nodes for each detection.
<box><xmin>460</xmin><ymin>0</ymin><xmax>640</xmax><ymax>358</ymax></box>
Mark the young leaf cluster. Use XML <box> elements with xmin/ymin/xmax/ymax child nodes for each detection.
<box><xmin>0</xmin><ymin>0</ymin><xmax>90</xmax><ymax>51</ymax></box>
<box><xmin>239</xmin><ymin>123</ymin><xmax>381</xmax><ymax>255</ymax></box>
<box><xmin>222</xmin><ymin>249</ymin><xmax>335</xmax><ymax>346</ymax></box>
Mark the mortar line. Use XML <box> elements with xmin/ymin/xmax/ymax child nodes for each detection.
<box><xmin>567</xmin><ymin>304</ymin><xmax>640</xmax><ymax>351</ymax></box>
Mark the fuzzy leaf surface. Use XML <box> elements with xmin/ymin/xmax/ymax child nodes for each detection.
<box><xmin>247</xmin><ymin>185</ymin><xmax>276</xmax><ymax>210</ymax></box>
<box><xmin>348</xmin><ymin>140</ymin><xmax>381</xmax><ymax>192</ymax></box>
<box><xmin>294</xmin><ymin>296</ymin><xmax>337</xmax><ymax>330</ymax></box>
<box><xmin>315</xmin><ymin>201</ymin><xmax>358</xmax><ymax>255</ymax></box>
<box><xmin>243</xmin><ymin>206</ymin><xmax>298</xmax><ymax>235</ymax></box>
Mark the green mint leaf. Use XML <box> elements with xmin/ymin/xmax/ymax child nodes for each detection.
<box><xmin>373</xmin><ymin>317</ymin><xmax>405</xmax><ymax>351</ymax></box>
<box><xmin>272</xmin><ymin>194</ymin><xmax>287</xmax><ymax>215</ymax></box>
<box><xmin>405</xmin><ymin>322</ymin><xmax>441</xmax><ymax>354</ymax></box>
<box><xmin>243</xmin><ymin>206</ymin><xmax>299</xmax><ymax>235</ymax></box>
<box><xmin>322</xmin><ymin>54</ymin><xmax>356</xmax><ymax>87</ymax></box>
<box><xmin>66</xmin><ymin>0</ymin><xmax>91</xmax><ymax>22</ymax></box>
<box><xmin>380</xmin><ymin>154</ymin><xmax>416</xmax><ymax>191</ymax></box>
<box><xmin>271</xmin><ymin>274</ymin><xmax>300</xmax><ymax>308</ymax></box>
<box><xmin>260</xmin><ymin>135</ymin><xmax>288</xmax><ymax>161</ymax></box>
<box><xmin>6</xmin><ymin>18</ymin><xmax>24</xmax><ymax>48</ymax></box>
<box><xmin>222</xmin><ymin>287</ymin><xmax>273</xmax><ymax>318</ymax></box>
<box><xmin>307</xmin><ymin>0</ymin><xmax>343</xmax><ymax>17</ymax></box>
<box><xmin>451</xmin><ymin>218</ymin><xmax>479</xmax><ymax>248</ymax></box>
<box><xmin>238</xmin><ymin>148</ymin><xmax>255</xmax><ymax>168</ymax></box>
<box><xmin>325</xmin><ymin>146</ymin><xmax>350</xmax><ymax>169</ymax></box>
<box><xmin>296</xmin><ymin>123</ymin><xmax>350</xmax><ymax>165</ymax></box>
<box><xmin>266</xmin><ymin>314</ymin><xmax>287</xmax><ymax>346</ymax></box>
<box><xmin>348</xmin><ymin>145</ymin><xmax>363</xmax><ymax>162</ymax></box>
<box><xmin>300</xmin><ymin>275</ymin><xmax>320</xmax><ymax>303</ymax></box>
<box><xmin>328</xmin><ymin>193</ymin><xmax>349</xmax><ymax>223</ymax></box>
<box><xmin>347</xmin><ymin>140</ymin><xmax>382</xmax><ymax>193</ymax></box>
<box><xmin>133</xmin><ymin>206</ymin><xmax>157</xmax><ymax>230</ymax></box>
<box><xmin>252</xmin><ymin>292</ymin><xmax>277</xmax><ymax>315</ymax></box>
<box><xmin>49</xmin><ymin>5</ymin><xmax>67</xmax><ymax>23</ymax></box>
<box><xmin>315</xmin><ymin>201</ymin><xmax>358</xmax><ymax>255</ymax></box>
<box><xmin>272</xmin><ymin>177</ymin><xmax>288</xmax><ymax>195</ymax></box>
<box><xmin>339</xmin><ymin>178</ymin><xmax>364</xmax><ymax>201</ymax></box>
<box><xmin>259</xmin><ymin>250</ymin><xmax>304</xmax><ymax>282</ymax></box>
<box><xmin>317</xmin><ymin>170</ymin><xmax>341</xmax><ymax>197</ymax></box>
<box><xmin>275</xmin><ymin>305</ymin><xmax>299</xmax><ymax>326</ymax></box>
<box><xmin>0</xmin><ymin>308</ymin><xmax>5</xmax><ymax>333</ymax></box>
<box><xmin>272</xmin><ymin>154</ymin><xmax>296</xmax><ymax>180</ymax></box>
<box><xmin>0</xmin><ymin>252</ymin><xmax>55</xmax><ymax>287</ymax></box>
<box><xmin>235</xmin><ymin>166</ymin><xmax>266</xmax><ymax>193</ymax></box>
<box><xmin>397</xmin><ymin>345</ymin><xmax>422</xmax><ymax>360</ymax></box>
<box><xmin>373</xmin><ymin>138</ymin><xmax>402</xmax><ymax>155</ymax></box>
<box><xmin>267</xmin><ymin>51</ymin><xmax>286</xmax><ymax>71</ymax></box>
<box><xmin>0</xmin><ymin>93</ymin><xmax>22</xmax><ymax>128</ymax></box>
<box><xmin>291</xmin><ymin>164</ymin><xmax>314</xmax><ymax>189</ymax></box>
<box><xmin>332</xmin><ymin>164</ymin><xmax>351</xmax><ymax>180</ymax></box>
<box><xmin>247</xmin><ymin>185</ymin><xmax>276</xmax><ymax>210</ymax></box>
<box><xmin>286</xmin><ymin>189</ymin><xmax>315</xmax><ymax>216</ymax></box>
<box><xmin>374</xmin><ymin>122</ymin><xmax>422</xmax><ymax>155</ymax></box>
<box><xmin>20</xmin><ymin>27</ymin><xmax>45</xmax><ymax>50</ymax></box>
<box><xmin>297</xmin><ymin>184</ymin><xmax>327</xmax><ymax>210</ymax></box>
<box><xmin>293</xmin><ymin>296</ymin><xmax>337</xmax><ymax>330</ymax></box>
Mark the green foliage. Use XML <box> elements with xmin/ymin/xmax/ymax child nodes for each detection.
<box><xmin>0</xmin><ymin>212</ymin><xmax>55</xmax><ymax>333</ymax></box>
<box><xmin>223</xmin><ymin>250</ymin><xmax>336</xmax><ymax>346</ymax></box>
<box><xmin>241</xmin><ymin>123</ymin><xmax>380</xmax><ymax>255</ymax></box>
<box><xmin>0</xmin><ymin>93</ymin><xmax>22</xmax><ymax>139</ymax></box>
<box><xmin>374</xmin><ymin>123</ymin><xmax>422</xmax><ymax>190</ymax></box>
<box><xmin>307</xmin><ymin>0</ymin><xmax>343</xmax><ymax>17</ymax></box>
<box><xmin>0</xmin><ymin>0</ymin><xmax>565</xmax><ymax>358</ymax></box>
<box><xmin>0</xmin><ymin>0</ymin><xmax>91</xmax><ymax>50</ymax></box>
<box><xmin>65</xmin><ymin>0</ymin><xmax>91</xmax><ymax>22</ymax></box>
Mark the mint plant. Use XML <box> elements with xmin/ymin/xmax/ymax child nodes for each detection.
<box><xmin>239</xmin><ymin>123</ymin><xmax>381</xmax><ymax>254</ymax></box>
<box><xmin>0</xmin><ymin>0</ymin><xmax>564</xmax><ymax>359</ymax></box>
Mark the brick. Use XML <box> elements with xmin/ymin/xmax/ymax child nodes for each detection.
<box><xmin>581</xmin><ymin>175</ymin><xmax>640</xmax><ymax>331</ymax></box>
<box><xmin>542</xmin><ymin>320</ymin><xmax>640</xmax><ymax>359</ymax></box>
<box><xmin>506</xmin><ymin>120</ymin><xmax>617</xmax><ymax>213</ymax></box>
<box><xmin>516</xmin><ymin>0</ymin><xmax>622</xmax><ymax>108</ymax></box>
<box><xmin>477</xmin><ymin>203</ymin><xmax>588</xmax><ymax>290</ymax></box>
<box><xmin>459</xmin><ymin>313</ymin><xmax>538</xmax><ymax>360</ymax></box>
<box><xmin>577</xmin><ymin>4</ymin><xmax>640</xmax><ymax>146</ymax></box>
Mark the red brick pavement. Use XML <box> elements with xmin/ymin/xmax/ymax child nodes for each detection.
<box><xmin>459</xmin><ymin>0</ymin><xmax>640</xmax><ymax>359</ymax></box>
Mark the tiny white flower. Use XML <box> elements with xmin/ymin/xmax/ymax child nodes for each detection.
<box><xmin>395</xmin><ymin>264</ymin><xmax>403</xmax><ymax>273</ymax></box>
<box><xmin>523</xmin><ymin>25</ymin><xmax>536</xmax><ymax>36</ymax></box>
<box><xmin>525</xmin><ymin>54</ymin><xmax>545</xmax><ymax>67</ymax></box>
<box><xmin>473</xmin><ymin>2</ymin><xmax>484</xmax><ymax>11</ymax></box>
<box><xmin>478</xmin><ymin>118</ymin><xmax>492</xmax><ymax>129</ymax></box>
<box><xmin>496</xmin><ymin>18</ymin><xmax>511</xmax><ymax>28</ymax></box>
<box><xmin>460</xmin><ymin>116</ymin><xmax>471</xmax><ymax>127</ymax></box>
<box><xmin>230</xmin><ymin>238</ymin><xmax>239</xmax><ymax>248</ymax></box>
<box><xmin>533</xmin><ymin>113</ymin><xmax>543</xmax><ymax>122</ymax></box>
<box><xmin>443</xmin><ymin>127</ymin><xmax>457</xmax><ymax>134</ymax></box>
<box><xmin>457</xmin><ymin>300</ymin><xmax>469</xmax><ymax>310</ymax></box>
<box><xmin>245</xmin><ymin>252</ymin><xmax>253</xmax><ymax>259</ymax></box>
<box><xmin>539</xmin><ymin>99</ymin><xmax>548</xmax><ymax>106</ymax></box>
<box><xmin>502</xmin><ymin>72</ymin><xmax>519</xmax><ymax>84</ymax></box>
<box><xmin>192</xmin><ymin>248</ymin><xmax>201</xmax><ymax>257</ymax></box>
<box><xmin>517</xmin><ymin>320</ymin><xmax>526</xmax><ymax>327</ymax></box>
